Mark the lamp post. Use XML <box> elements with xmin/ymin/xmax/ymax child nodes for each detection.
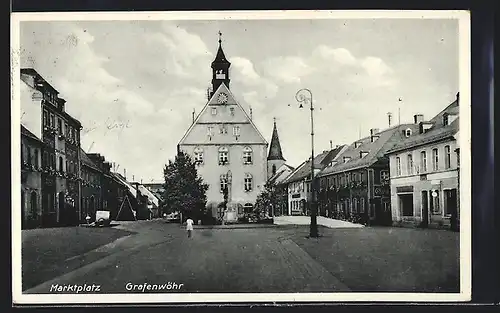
<box><xmin>295</xmin><ymin>88</ymin><xmax>319</xmax><ymax>238</ymax></box>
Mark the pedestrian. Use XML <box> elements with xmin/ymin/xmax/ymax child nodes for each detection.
<box><xmin>185</xmin><ymin>217</ymin><xmax>194</xmax><ymax>238</ymax></box>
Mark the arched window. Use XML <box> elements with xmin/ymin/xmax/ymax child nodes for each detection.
<box><xmin>244</xmin><ymin>173</ymin><xmax>253</xmax><ymax>192</ymax></box>
<box><xmin>218</xmin><ymin>147</ymin><xmax>229</xmax><ymax>165</ymax></box>
<box><xmin>405</xmin><ymin>128</ymin><xmax>412</xmax><ymax>137</ymax></box>
<box><xmin>243</xmin><ymin>146</ymin><xmax>253</xmax><ymax>165</ymax></box>
<box><xmin>59</xmin><ymin>156</ymin><xmax>64</xmax><ymax>172</ymax></box>
<box><xmin>194</xmin><ymin>147</ymin><xmax>204</xmax><ymax>165</ymax></box>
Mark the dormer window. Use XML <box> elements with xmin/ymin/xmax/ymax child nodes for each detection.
<box><xmin>230</xmin><ymin>107</ymin><xmax>235</xmax><ymax>116</ymax></box>
<box><xmin>211</xmin><ymin>108</ymin><xmax>217</xmax><ymax>115</ymax></box>
<box><xmin>354</xmin><ymin>142</ymin><xmax>362</xmax><ymax>149</ymax></box>
<box><xmin>343</xmin><ymin>156</ymin><xmax>351</xmax><ymax>163</ymax></box>
<box><xmin>405</xmin><ymin>128</ymin><xmax>412</xmax><ymax>137</ymax></box>
<box><xmin>219</xmin><ymin>124</ymin><xmax>227</xmax><ymax>134</ymax></box>
<box><xmin>329</xmin><ymin>160</ymin><xmax>338</xmax><ymax>167</ymax></box>
<box><xmin>370</xmin><ymin>135</ymin><xmax>379</xmax><ymax>143</ymax></box>
<box><xmin>360</xmin><ymin>151</ymin><xmax>369</xmax><ymax>158</ymax></box>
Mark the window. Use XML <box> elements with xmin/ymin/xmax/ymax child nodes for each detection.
<box><xmin>346</xmin><ymin>173</ymin><xmax>350</xmax><ymax>184</ymax></box>
<box><xmin>230</xmin><ymin>108</ymin><xmax>235</xmax><ymax>116</ymax></box>
<box><xmin>233</xmin><ymin>126</ymin><xmax>240</xmax><ymax>137</ymax></box>
<box><xmin>194</xmin><ymin>147</ymin><xmax>204</xmax><ymax>165</ymax></box>
<box><xmin>43</xmin><ymin>110</ymin><xmax>48</xmax><ymax>127</ymax></box>
<box><xmin>50</xmin><ymin>113</ymin><xmax>55</xmax><ymax>128</ymax></box>
<box><xmin>272</xmin><ymin>164</ymin><xmax>277</xmax><ymax>175</ymax></box>
<box><xmin>220</xmin><ymin>174</ymin><xmax>228</xmax><ymax>193</ymax></box>
<box><xmin>34</xmin><ymin>149</ymin><xmax>39</xmax><ymax>167</ymax></box>
<box><xmin>432</xmin><ymin>148</ymin><xmax>439</xmax><ymax>171</ymax></box>
<box><xmin>65</xmin><ymin>123</ymin><xmax>69</xmax><ymax>137</ymax></box>
<box><xmin>207</xmin><ymin>126</ymin><xmax>213</xmax><ymax>137</ymax></box>
<box><xmin>380</xmin><ymin>170</ymin><xmax>389</xmax><ymax>181</ymax></box>
<box><xmin>27</xmin><ymin>147</ymin><xmax>32</xmax><ymax>165</ymax></box>
<box><xmin>243</xmin><ymin>146</ymin><xmax>252</xmax><ymax>164</ymax></box>
<box><xmin>444</xmin><ymin>145</ymin><xmax>451</xmax><ymax>169</ymax></box>
<box><xmin>396</xmin><ymin>157</ymin><xmax>401</xmax><ymax>176</ymax></box>
<box><xmin>59</xmin><ymin>156</ymin><xmax>64</xmax><ymax>172</ymax></box>
<box><xmin>420</xmin><ymin>151</ymin><xmax>427</xmax><ymax>173</ymax></box>
<box><xmin>58</xmin><ymin>118</ymin><xmax>63</xmax><ymax>134</ymax></box>
<box><xmin>219</xmin><ymin>124</ymin><xmax>227</xmax><ymax>134</ymax></box>
<box><xmin>244</xmin><ymin>173</ymin><xmax>253</xmax><ymax>192</ymax></box>
<box><xmin>405</xmin><ymin>128</ymin><xmax>412</xmax><ymax>137</ymax></box>
<box><xmin>443</xmin><ymin>114</ymin><xmax>449</xmax><ymax>126</ymax></box>
<box><xmin>407</xmin><ymin>154</ymin><xmax>413</xmax><ymax>175</ymax></box>
<box><xmin>359</xmin><ymin>198</ymin><xmax>365</xmax><ymax>213</ymax></box>
<box><xmin>51</xmin><ymin>154</ymin><xmax>56</xmax><ymax>168</ymax></box>
<box><xmin>43</xmin><ymin>151</ymin><xmax>48</xmax><ymax>167</ymax></box>
<box><xmin>211</xmin><ymin>108</ymin><xmax>217</xmax><ymax>115</ymax></box>
<box><xmin>218</xmin><ymin>147</ymin><xmax>229</xmax><ymax>165</ymax></box>
<box><xmin>352</xmin><ymin>198</ymin><xmax>358</xmax><ymax>213</ymax></box>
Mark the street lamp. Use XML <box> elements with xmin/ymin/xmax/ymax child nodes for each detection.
<box><xmin>295</xmin><ymin>88</ymin><xmax>319</xmax><ymax>238</ymax></box>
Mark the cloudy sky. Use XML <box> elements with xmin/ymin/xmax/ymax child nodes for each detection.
<box><xmin>19</xmin><ymin>17</ymin><xmax>459</xmax><ymax>182</ymax></box>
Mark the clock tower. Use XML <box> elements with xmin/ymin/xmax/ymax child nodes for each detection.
<box><xmin>211</xmin><ymin>31</ymin><xmax>231</xmax><ymax>97</ymax></box>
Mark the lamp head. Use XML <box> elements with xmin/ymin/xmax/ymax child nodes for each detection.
<box><xmin>299</xmin><ymin>103</ymin><xmax>304</xmax><ymax>109</ymax></box>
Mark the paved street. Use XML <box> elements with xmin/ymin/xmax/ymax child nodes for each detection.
<box><xmin>23</xmin><ymin>219</ymin><xmax>459</xmax><ymax>294</ymax></box>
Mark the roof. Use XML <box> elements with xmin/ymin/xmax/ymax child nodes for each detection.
<box><xmin>268</xmin><ymin>163</ymin><xmax>295</xmax><ymax>185</ymax></box>
<box><xmin>21</xmin><ymin>125</ymin><xmax>43</xmax><ymax>144</ymax></box>
<box><xmin>387</xmin><ymin>99</ymin><xmax>460</xmax><ymax>154</ymax></box>
<box><xmin>21</xmin><ymin>68</ymin><xmax>59</xmax><ymax>94</ymax></box>
<box><xmin>111</xmin><ymin>172</ymin><xmax>138</xmax><ymax>199</ymax></box>
<box><xmin>318</xmin><ymin>124</ymin><xmax>420</xmax><ymax>176</ymax></box>
<box><xmin>178</xmin><ymin>82</ymin><xmax>267</xmax><ymax>146</ymax></box>
<box><xmin>283</xmin><ymin>145</ymin><xmax>346</xmax><ymax>183</ymax></box>
<box><xmin>211</xmin><ymin>40</ymin><xmax>230</xmax><ymax>66</ymax></box>
<box><xmin>62</xmin><ymin>111</ymin><xmax>82</xmax><ymax>128</ymax></box>
<box><xmin>267</xmin><ymin>120</ymin><xmax>286</xmax><ymax>161</ymax></box>
<box><xmin>79</xmin><ymin>148</ymin><xmax>102</xmax><ymax>172</ymax></box>
<box><xmin>136</xmin><ymin>184</ymin><xmax>160</xmax><ymax>207</ymax></box>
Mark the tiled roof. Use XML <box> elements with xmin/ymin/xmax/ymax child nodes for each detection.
<box><xmin>79</xmin><ymin>148</ymin><xmax>101</xmax><ymax>172</ymax></box>
<box><xmin>318</xmin><ymin>124</ymin><xmax>419</xmax><ymax>176</ymax></box>
<box><xmin>283</xmin><ymin>145</ymin><xmax>346</xmax><ymax>183</ymax></box>
<box><xmin>387</xmin><ymin>119</ymin><xmax>459</xmax><ymax>154</ymax></box>
<box><xmin>387</xmin><ymin>99</ymin><xmax>460</xmax><ymax>154</ymax></box>
<box><xmin>21</xmin><ymin>125</ymin><xmax>43</xmax><ymax>144</ymax></box>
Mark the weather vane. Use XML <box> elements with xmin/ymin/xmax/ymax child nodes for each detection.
<box><xmin>218</xmin><ymin>31</ymin><xmax>222</xmax><ymax>44</ymax></box>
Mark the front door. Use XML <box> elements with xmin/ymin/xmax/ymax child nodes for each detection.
<box><xmin>421</xmin><ymin>191</ymin><xmax>429</xmax><ymax>227</ymax></box>
<box><xmin>445</xmin><ymin>189</ymin><xmax>458</xmax><ymax>230</ymax></box>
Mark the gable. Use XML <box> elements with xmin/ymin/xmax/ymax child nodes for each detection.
<box><xmin>178</xmin><ymin>83</ymin><xmax>267</xmax><ymax>146</ymax></box>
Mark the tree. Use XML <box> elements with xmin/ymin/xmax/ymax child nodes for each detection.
<box><xmin>254</xmin><ymin>182</ymin><xmax>279</xmax><ymax>218</ymax></box>
<box><xmin>163</xmin><ymin>150</ymin><xmax>209</xmax><ymax>221</ymax></box>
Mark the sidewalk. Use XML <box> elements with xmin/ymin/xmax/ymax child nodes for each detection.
<box><xmin>193</xmin><ymin>223</ymin><xmax>277</xmax><ymax>230</ymax></box>
<box><xmin>273</xmin><ymin>216</ymin><xmax>365</xmax><ymax>228</ymax></box>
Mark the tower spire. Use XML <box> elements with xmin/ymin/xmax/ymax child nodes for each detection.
<box><xmin>211</xmin><ymin>30</ymin><xmax>231</xmax><ymax>96</ymax></box>
<box><xmin>267</xmin><ymin>117</ymin><xmax>286</xmax><ymax>161</ymax></box>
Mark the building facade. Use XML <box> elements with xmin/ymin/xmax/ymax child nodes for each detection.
<box><xmin>80</xmin><ymin>149</ymin><xmax>103</xmax><ymax>223</ymax></box>
<box><xmin>177</xmin><ymin>36</ymin><xmax>268</xmax><ymax>222</ymax></box>
<box><xmin>284</xmin><ymin>146</ymin><xmax>347</xmax><ymax>216</ymax></box>
<box><xmin>387</xmin><ymin>95</ymin><xmax>460</xmax><ymax>230</ymax></box>
<box><xmin>317</xmin><ymin>124</ymin><xmax>420</xmax><ymax>226</ymax></box>
<box><xmin>21</xmin><ymin>126</ymin><xmax>44</xmax><ymax>229</ymax></box>
<box><xmin>21</xmin><ymin>68</ymin><xmax>82</xmax><ymax>227</ymax></box>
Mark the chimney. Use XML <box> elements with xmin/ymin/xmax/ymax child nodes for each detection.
<box><xmin>456</xmin><ymin>92</ymin><xmax>460</xmax><ymax>103</ymax></box>
<box><xmin>414</xmin><ymin>114</ymin><xmax>424</xmax><ymax>124</ymax></box>
<box><xmin>387</xmin><ymin>112</ymin><xmax>393</xmax><ymax>127</ymax></box>
<box><xmin>330</xmin><ymin>140</ymin><xmax>333</xmax><ymax>149</ymax></box>
<box><xmin>124</xmin><ymin>168</ymin><xmax>127</xmax><ymax>180</ymax></box>
<box><xmin>133</xmin><ymin>175</ymin><xmax>135</xmax><ymax>182</ymax></box>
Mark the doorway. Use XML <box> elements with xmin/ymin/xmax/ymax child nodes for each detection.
<box><xmin>421</xmin><ymin>191</ymin><xmax>429</xmax><ymax>227</ymax></box>
<box><xmin>445</xmin><ymin>189</ymin><xmax>458</xmax><ymax>230</ymax></box>
<box><xmin>398</xmin><ymin>193</ymin><xmax>414</xmax><ymax>218</ymax></box>
<box><xmin>58</xmin><ymin>192</ymin><xmax>65</xmax><ymax>226</ymax></box>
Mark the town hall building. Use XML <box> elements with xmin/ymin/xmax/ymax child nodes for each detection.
<box><xmin>177</xmin><ymin>34</ymin><xmax>269</xmax><ymax>222</ymax></box>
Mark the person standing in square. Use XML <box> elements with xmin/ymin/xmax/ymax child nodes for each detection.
<box><xmin>186</xmin><ymin>217</ymin><xmax>194</xmax><ymax>238</ymax></box>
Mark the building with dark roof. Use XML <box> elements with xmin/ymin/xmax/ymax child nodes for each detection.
<box><xmin>21</xmin><ymin>68</ymin><xmax>83</xmax><ymax>227</ymax></box>
<box><xmin>386</xmin><ymin>93</ymin><xmax>460</xmax><ymax>230</ymax></box>
<box><xmin>316</xmin><ymin>122</ymin><xmax>421</xmax><ymax>225</ymax></box>
<box><xmin>283</xmin><ymin>145</ymin><xmax>347</xmax><ymax>216</ymax></box>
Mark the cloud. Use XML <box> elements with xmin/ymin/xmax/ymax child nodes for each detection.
<box><xmin>313</xmin><ymin>45</ymin><xmax>356</xmax><ymax>65</ymax></box>
<box><xmin>263</xmin><ymin>56</ymin><xmax>313</xmax><ymax>84</ymax></box>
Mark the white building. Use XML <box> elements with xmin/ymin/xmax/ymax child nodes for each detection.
<box><xmin>177</xmin><ymin>36</ymin><xmax>268</xmax><ymax>222</ymax></box>
<box><xmin>386</xmin><ymin>93</ymin><xmax>460</xmax><ymax>230</ymax></box>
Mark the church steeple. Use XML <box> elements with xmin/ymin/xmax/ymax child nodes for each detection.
<box><xmin>268</xmin><ymin>118</ymin><xmax>286</xmax><ymax>161</ymax></box>
<box><xmin>211</xmin><ymin>31</ymin><xmax>231</xmax><ymax>96</ymax></box>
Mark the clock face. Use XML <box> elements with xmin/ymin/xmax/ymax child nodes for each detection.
<box><xmin>217</xmin><ymin>92</ymin><xmax>228</xmax><ymax>104</ymax></box>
